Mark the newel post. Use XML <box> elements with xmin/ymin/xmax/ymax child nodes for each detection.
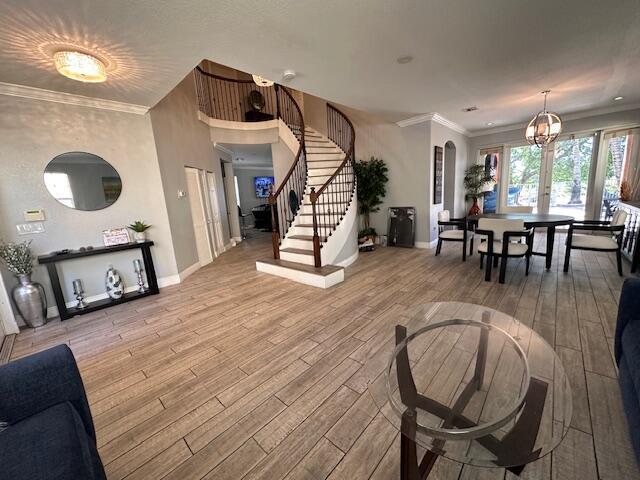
<box><xmin>268</xmin><ymin>188</ymin><xmax>280</xmax><ymax>260</ymax></box>
<box><xmin>310</xmin><ymin>187</ymin><xmax>322</xmax><ymax>268</ymax></box>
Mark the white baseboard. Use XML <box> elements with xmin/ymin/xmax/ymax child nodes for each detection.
<box><xmin>415</xmin><ymin>240</ymin><xmax>437</xmax><ymax>249</ymax></box>
<box><xmin>178</xmin><ymin>262</ymin><xmax>200</xmax><ymax>282</ymax></box>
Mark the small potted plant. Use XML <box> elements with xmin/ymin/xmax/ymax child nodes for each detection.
<box><xmin>0</xmin><ymin>240</ymin><xmax>47</xmax><ymax>327</ymax></box>
<box><xmin>355</xmin><ymin>156</ymin><xmax>389</xmax><ymax>248</ymax></box>
<box><xmin>128</xmin><ymin>221</ymin><xmax>152</xmax><ymax>243</ymax></box>
<box><xmin>463</xmin><ymin>164</ymin><xmax>490</xmax><ymax>216</ymax></box>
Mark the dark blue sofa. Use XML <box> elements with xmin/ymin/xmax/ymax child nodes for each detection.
<box><xmin>0</xmin><ymin>344</ymin><xmax>106</xmax><ymax>480</ymax></box>
<box><xmin>615</xmin><ymin>277</ymin><xmax>640</xmax><ymax>466</ymax></box>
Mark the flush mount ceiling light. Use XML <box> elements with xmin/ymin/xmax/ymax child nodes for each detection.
<box><xmin>282</xmin><ymin>70</ymin><xmax>296</xmax><ymax>82</ymax></box>
<box><xmin>614</xmin><ymin>96</ymin><xmax>624</xmax><ymax>101</ymax></box>
<box><xmin>396</xmin><ymin>55</ymin><xmax>413</xmax><ymax>64</ymax></box>
<box><xmin>53</xmin><ymin>51</ymin><xmax>107</xmax><ymax>83</ymax></box>
<box><xmin>525</xmin><ymin>90</ymin><xmax>562</xmax><ymax>147</ymax></box>
<box><xmin>252</xmin><ymin>74</ymin><xmax>274</xmax><ymax>87</ymax></box>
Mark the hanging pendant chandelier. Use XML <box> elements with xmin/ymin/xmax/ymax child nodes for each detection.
<box><xmin>252</xmin><ymin>74</ymin><xmax>274</xmax><ymax>87</ymax></box>
<box><xmin>525</xmin><ymin>90</ymin><xmax>562</xmax><ymax>147</ymax></box>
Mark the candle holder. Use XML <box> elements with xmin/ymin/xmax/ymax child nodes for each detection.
<box><xmin>133</xmin><ymin>259</ymin><xmax>146</xmax><ymax>293</ymax></box>
<box><xmin>72</xmin><ymin>279</ymin><xmax>88</xmax><ymax>310</ymax></box>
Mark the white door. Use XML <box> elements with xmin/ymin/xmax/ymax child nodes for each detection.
<box><xmin>185</xmin><ymin>167</ymin><xmax>213</xmax><ymax>266</ymax></box>
<box><xmin>206</xmin><ymin>171</ymin><xmax>225</xmax><ymax>255</ymax></box>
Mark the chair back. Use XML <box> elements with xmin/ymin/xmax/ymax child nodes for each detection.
<box><xmin>438</xmin><ymin>210</ymin><xmax>450</xmax><ymax>222</ymax></box>
<box><xmin>505</xmin><ymin>206</ymin><xmax>533</xmax><ymax>214</ymax></box>
<box><xmin>611</xmin><ymin>209</ymin><xmax>628</xmax><ymax>226</ymax></box>
<box><xmin>478</xmin><ymin>218</ymin><xmax>525</xmax><ymax>242</ymax></box>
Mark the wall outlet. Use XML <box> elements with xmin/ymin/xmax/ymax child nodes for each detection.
<box><xmin>16</xmin><ymin>222</ymin><xmax>45</xmax><ymax>235</ymax></box>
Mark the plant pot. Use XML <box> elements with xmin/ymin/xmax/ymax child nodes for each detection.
<box><xmin>468</xmin><ymin>197</ymin><xmax>481</xmax><ymax>216</ymax></box>
<box><xmin>133</xmin><ymin>231</ymin><xmax>146</xmax><ymax>243</ymax></box>
<box><xmin>11</xmin><ymin>274</ymin><xmax>47</xmax><ymax>328</ymax></box>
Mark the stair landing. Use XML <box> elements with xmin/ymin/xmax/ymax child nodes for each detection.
<box><xmin>255</xmin><ymin>258</ymin><xmax>344</xmax><ymax>289</ymax></box>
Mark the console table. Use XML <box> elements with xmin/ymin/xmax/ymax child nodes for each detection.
<box><xmin>38</xmin><ymin>241</ymin><xmax>159</xmax><ymax>321</ymax></box>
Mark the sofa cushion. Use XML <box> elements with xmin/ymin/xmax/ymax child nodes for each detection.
<box><xmin>618</xmin><ymin>355</ymin><xmax>640</xmax><ymax>463</ymax></box>
<box><xmin>621</xmin><ymin>319</ymin><xmax>640</xmax><ymax>399</ymax></box>
<box><xmin>0</xmin><ymin>402</ymin><xmax>105</xmax><ymax>480</ymax></box>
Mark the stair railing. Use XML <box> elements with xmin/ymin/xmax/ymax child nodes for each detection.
<box><xmin>193</xmin><ymin>66</ymin><xmax>307</xmax><ymax>260</ymax></box>
<box><xmin>309</xmin><ymin>104</ymin><xmax>356</xmax><ymax>267</ymax></box>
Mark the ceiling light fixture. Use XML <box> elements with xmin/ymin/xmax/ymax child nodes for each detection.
<box><xmin>486</xmin><ymin>122</ymin><xmax>494</xmax><ymax>126</ymax></box>
<box><xmin>53</xmin><ymin>51</ymin><xmax>107</xmax><ymax>83</ymax></box>
<box><xmin>614</xmin><ymin>96</ymin><xmax>624</xmax><ymax>101</ymax></box>
<box><xmin>282</xmin><ymin>70</ymin><xmax>296</xmax><ymax>82</ymax></box>
<box><xmin>252</xmin><ymin>74</ymin><xmax>274</xmax><ymax>87</ymax></box>
<box><xmin>525</xmin><ymin>90</ymin><xmax>562</xmax><ymax>147</ymax></box>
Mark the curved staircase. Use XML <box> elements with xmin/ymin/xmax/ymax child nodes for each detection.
<box><xmin>194</xmin><ymin>66</ymin><xmax>358</xmax><ymax>288</ymax></box>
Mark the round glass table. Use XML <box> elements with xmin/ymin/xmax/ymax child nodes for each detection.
<box><xmin>365</xmin><ymin>302</ymin><xmax>572</xmax><ymax>479</ymax></box>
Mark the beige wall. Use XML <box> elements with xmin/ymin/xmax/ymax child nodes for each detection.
<box><xmin>150</xmin><ymin>71</ymin><xmax>232</xmax><ymax>273</ymax></box>
<box><xmin>0</xmin><ymin>94</ymin><xmax>177</xmax><ymax>325</ymax></box>
<box><xmin>236</xmin><ymin>167</ymin><xmax>275</xmax><ymax>217</ymax></box>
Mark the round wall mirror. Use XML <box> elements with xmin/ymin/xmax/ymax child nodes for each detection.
<box><xmin>44</xmin><ymin>152</ymin><xmax>122</xmax><ymax>211</ymax></box>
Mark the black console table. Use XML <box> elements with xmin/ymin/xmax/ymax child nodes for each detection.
<box><xmin>38</xmin><ymin>241</ymin><xmax>159</xmax><ymax>321</ymax></box>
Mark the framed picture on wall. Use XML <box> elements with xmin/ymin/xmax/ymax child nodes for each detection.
<box><xmin>387</xmin><ymin>207</ymin><xmax>416</xmax><ymax>248</ymax></box>
<box><xmin>434</xmin><ymin>146</ymin><xmax>443</xmax><ymax>204</ymax></box>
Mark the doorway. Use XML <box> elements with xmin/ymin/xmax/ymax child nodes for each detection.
<box><xmin>443</xmin><ymin>141</ymin><xmax>456</xmax><ymax>214</ymax></box>
<box><xmin>185</xmin><ymin>167</ymin><xmax>214</xmax><ymax>266</ymax></box>
<box><xmin>501</xmin><ymin>135</ymin><xmax>597</xmax><ymax>220</ymax></box>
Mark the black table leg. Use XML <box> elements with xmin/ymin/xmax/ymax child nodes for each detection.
<box><xmin>545</xmin><ymin>226</ymin><xmax>555</xmax><ymax>270</ymax></box>
<box><xmin>141</xmin><ymin>244</ymin><xmax>159</xmax><ymax>294</ymax></box>
<box><xmin>46</xmin><ymin>263</ymin><xmax>69</xmax><ymax>320</ymax></box>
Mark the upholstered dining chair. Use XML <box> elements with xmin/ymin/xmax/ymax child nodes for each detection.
<box><xmin>563</xmin><ymin>209</ymin><xmax>628</xmax><ymax>276</ymax></box>
<box><xmin>476</xmin><ymin>218</ymin><xmax>534</xmax><ymax>283</ymax></box>
<box><xmin>435</xmin><ymin>210</ymin><xmax>473</xmax><ymax>261</ymax></box>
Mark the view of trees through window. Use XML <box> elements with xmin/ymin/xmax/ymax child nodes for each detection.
<box><xmin>550</xmin><ymin>137</ymin><xmax>593</xmax><ymax>217</ymax></box>
<box><xmin>507</xmin><ymin>145</ymin><xmax>541</xmax><ymax>210</ymax></box>
<box><xmin>604</xmin><ymin>135</ymin><xmax>627</xmax><ymax>196</ymax></box>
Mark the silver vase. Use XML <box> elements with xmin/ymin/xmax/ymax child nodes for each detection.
<box><xmin>11</xmin><ymin>274</ymin><xmax>47</xmax><ymax>328</ymax></box>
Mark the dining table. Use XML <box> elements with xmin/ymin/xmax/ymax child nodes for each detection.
<box><xmin>468</xmin><ymin>213</ymin><xmax>574</xmax><ymax>270</ymax></box>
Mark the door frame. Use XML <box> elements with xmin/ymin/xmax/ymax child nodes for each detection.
<box><xmin>205</xmin><ymin>170</ymin><xmax>225</xmax><ymax>256</ymax></box>
<box><xmin>185</xmin><ymin>166</ymin><xmax>214</xmax><ymax>266</ymax></box>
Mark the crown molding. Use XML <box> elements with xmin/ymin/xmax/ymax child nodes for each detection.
<box><xmin>0</xmin><ymin>82</ymin><xmax>149</xmax><ymax>115</ymax></box>
<box><xmin>396</xmin><ymin>112</ymin><xmax>470</xmax><ymax>136</ymax></box>
<box><xmin>469</xmin><ymin>101</ymin><xmax>640</xmax><ymax>137</ymax></box>
<box><xmin>213</xmin><ymin>143</ymin><xmax>235</xmax><ymax>156</ymax></box>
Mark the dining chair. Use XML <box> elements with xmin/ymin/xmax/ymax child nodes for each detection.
<box><xmin>563</xmin><ymin>209</ymin><xmax>628</xmax><ymax>275</ymax></box>
<box><xmin>476</xmin><ymin>218</ymin><xmax>534</xmax><ymax>283</ymax></box>
<box><xmin>505</xmin><ymin>206</ymin><xmax>534</xmax><ymax>213</ymax></box>
<box><xmin>435</xmin><ymin>210</ymin><xmax>473</xmax><ymax>261</ymax></box>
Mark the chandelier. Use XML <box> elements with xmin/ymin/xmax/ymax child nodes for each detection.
<box><xmin>252</xmin><ymin>74</ymin><xmax>274</xmax><ymax>87</ymax></box>
<box><xmin>53</xmin><ymin>51</ymin><xmax>107</xmax><ymax>83</ymax></box>
<box><xmin>525</xmin><ymin>90</ymin><xmax>562</xmax><ymax>147</ymax></box>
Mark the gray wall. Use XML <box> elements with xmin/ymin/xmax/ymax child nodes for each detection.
<box><xmin>235</xmin><ymin>167</ymin><xmax>275</xmax><ymax>220</ymax></box>
<box><xmin>0</xmin><ymin>95</ymin><xmax>177</xmax><ymax>324</ymax></box>
<box><xmin>149</xmin><ymin>71</ymin><xmax>231</xmax><ymax>272</ymax></box>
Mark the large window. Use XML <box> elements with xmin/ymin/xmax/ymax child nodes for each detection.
<box><xmin>506</xmin><ymin>145</ymin><xmax>542</xmax><ymax>212</ymax></box>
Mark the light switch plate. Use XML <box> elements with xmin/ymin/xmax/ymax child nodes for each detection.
<box><xmin>16</xmin><ymin>222</ymin><xmax>45</xmax><ymax>235</ymax></box>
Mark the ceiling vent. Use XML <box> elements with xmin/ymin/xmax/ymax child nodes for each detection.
<box><xmin>462</xmin><ymin>106</ymin><xmax>478</xmax><ymax>112</ymax></box>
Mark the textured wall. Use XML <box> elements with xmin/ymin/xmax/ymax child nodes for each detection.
<box><xmin>0</xmin><ymin>94</ymin><xmax>177</xmax><ymax>324</ymax></box>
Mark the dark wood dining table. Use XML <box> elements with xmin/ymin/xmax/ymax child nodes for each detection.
<box><xmin>468</xmin><ymin>213</ymin><xmax>574</xmax><ymax>270</ymax></box>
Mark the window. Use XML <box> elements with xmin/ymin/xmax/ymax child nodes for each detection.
<box><xmin>43</xmin><ymin>172</ymin><xmax>75</xmax><ymax>208</ymax></box>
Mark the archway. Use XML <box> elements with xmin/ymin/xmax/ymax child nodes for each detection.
<box><xmin>443</xmin><ymin>141</ymin><xmax>456</xmax><ymax>214</ymax></box>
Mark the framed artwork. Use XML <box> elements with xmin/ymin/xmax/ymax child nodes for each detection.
<box><xmin>102</xmin><ymin>228</ymin><xmax>130</xmax><ymax>246</ymax></box>
<box><xmin>387</xmin><ymin>207</ymin><xmax>416</xmax><ymax>248</ymax></box>
<box><xmin>434</xmin><ymin>146</ymin><xmax>443</xmax><ymax>204</ymax></box>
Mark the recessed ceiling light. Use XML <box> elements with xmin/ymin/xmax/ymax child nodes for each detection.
<box><xmin>396</xmin><ymin>55</ymin><xmax>413</xmax><ymax>64</ymax></box>
<box><xmin>53</xmin><ymin>51</ymin><xmax>107</xmax><ymax>83</ymax></box>
<box><xmin>614</xmin><ymin>96</ymin><xmax>624</xmax><ymax>101</ymax></box>
<box><xmin>463</xmin><ymin>106</ymin><xmax>478</xmax><ymax>112</ymax></box>
<box><xmin>486</xmin><ymin>122</ymin><xmax>494</xmax><ymax>126</ymax></box>
<box><xmin>282</xmin><ymin>70</ymin><xmax>296</xmax><ymax>82</ymax></box>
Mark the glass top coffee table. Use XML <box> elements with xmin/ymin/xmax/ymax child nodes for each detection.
<box><xmin>365</xmin><ymin>302</ymin><xmax>572</xmax><ymax>479</ymax></box>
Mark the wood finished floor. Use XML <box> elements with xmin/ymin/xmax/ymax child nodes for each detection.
<box><xmin>10</xmin><ymin>233</ymin><xmax>640</xmax><ymax>480</ymax></box>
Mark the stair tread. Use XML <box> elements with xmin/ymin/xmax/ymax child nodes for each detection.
<box><xmin>288</xmin><ymin>235</ymin><xmax>319</xmax><ymax>241</ymax></box>
<box><xmin>295</xmin><ymin>224</ymin><xmax>335</xmax><ymax>228</ymax></box>
<box><xmin>257</xmin><ymin>258</ymin><xmax>343</xmax><ymax>276</ymax></box>
<box><xmin>280</xmin><ymin>247</ymin><xmax>314</xmax><ymax>255</ymax></box>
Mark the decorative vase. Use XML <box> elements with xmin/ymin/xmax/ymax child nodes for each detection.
<box><xmin>105</xmin><ymin>267</ymin><xmax>124</xmax><ymax>300</ymax></box>
<box><xmin>468</xmin><ymin>196</ymin><xmax>481</xmax><ymax>216</ymax></box>
<box><xmin>11</xmin><ymin>274</ymin><xmax>47</xmax><ymax>328</ymax></box>
<box><xmin>133</xmin><ymin>231</ymin><xmax>146</xmax><ymax>243</ymax></box>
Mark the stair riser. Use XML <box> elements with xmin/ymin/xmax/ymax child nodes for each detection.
<box><xmin>306</xmin><ymin>140</ymin><xmax>335</xmax><ymax>148</ymax></box>
<box><xmin>306</xmin><ymin>153</ymin><xmax>344</xmax><ymax>161</ymax></box>
<box><xmin>285</xmin><ymin>238</ymin><xmax>315</xmax><ymax>250</ymax></box>
<box><xmin>280</xmin><ymin>251</ymin><xmax>316</xmax><ymax>266</ymax></box>
<box><xmin>291</xmin><ymin>225</ymin><xmax>315</xmax><ymax>236</ymax></box>
<box><xmin>306</xmin><ymin>160</ymin><xmax>344</xmax><ymax>169</ymax></box>
<box><xmin>308</xmin><ymin>167</ymin><xmax>340</xmax><ymax>177</ymax></box>
<box><xmin>308</xmin><ymin>175</ymin><xmax>332</xmax><ymax>185</ymax></box>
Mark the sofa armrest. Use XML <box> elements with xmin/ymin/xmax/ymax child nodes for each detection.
<box><xmin>0</xmin><ymin>344</ymin><xmax>96</xmax><ymax>441</ymax></box>
<box><xmin>615</xmin><ymin>278</ymin><xmax>640</xmax><ymax>366</ymax></box>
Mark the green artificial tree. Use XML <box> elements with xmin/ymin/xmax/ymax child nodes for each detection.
<box><xmin>463</xmin><ymin>164</ymin><xmax>489</xmax><ymax>215</ymax></box>
<box><xmin>354</xmin><ymin>156</ymin><xmax>389</xmax><ymax>238</ymax></box>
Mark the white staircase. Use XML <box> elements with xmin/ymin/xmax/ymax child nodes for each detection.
<box><xmin>256</xmin><ymin>127</ymin><xmax>357</xmax><ymax>288</ymax></box>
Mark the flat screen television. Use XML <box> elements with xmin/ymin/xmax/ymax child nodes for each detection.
<box><xmin>255</xmin><ymin>176</ymin><xmax>275</xmax><ymax>198</ymax></box>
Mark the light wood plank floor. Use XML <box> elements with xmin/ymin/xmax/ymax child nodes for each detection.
<box><xmin>10</xmin><ymin>233</ymin><xmax>640</xmax><ymax>480</ymax></box>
